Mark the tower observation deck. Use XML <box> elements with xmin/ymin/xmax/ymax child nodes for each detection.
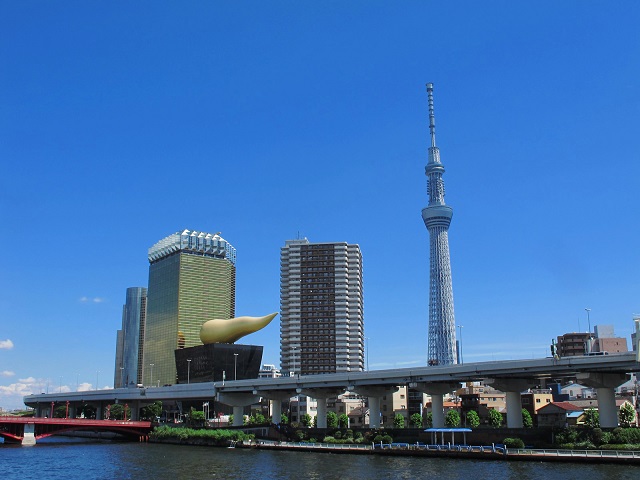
<box><xmin>422</xmin><ymin>83</ymin><xmax>457</xmax><ymax>366</ymax></box>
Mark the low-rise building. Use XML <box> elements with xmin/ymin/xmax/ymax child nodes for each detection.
<box><xmin>347</xmin><ymin>405</ymin><xmax>370</xmax><ymax>428</ymax></box>
<box><xmin>561</xmin><ymin>383</ymin><xmax>596</xmax><ymax>400</ymax></box>
<box><xmin>458</xmin><ymin>382</ymin><xmax>506</xmax><ymax>424</ymax></box>
<box><xmin>289</xmin><ymin>395</ymin><xmax>317</xmax><ymax>424</ymax></box>
<box><xmin>521</xmin><ymin>389</ymin><xmax>554</xmax><ymax>423</ymax></box>
<box><xmin>258</xmin><ymin>364</ymin><xmax>282</xmax><ymax>379</ymax></box>
<box><xmin>536</xmin><ymin>402</ymin><xmax>583</xmax><ymax>427</ymax></box>
<box><xmin>380</xmin><ymin>386</ymin><xmax>409</xmax><ymax>427</ymax></box>
<box><xmin>556</xmin><ymin>333</ymin><xmax>591</xmax><ymax>357</ymax></box>
<box><xmin>328</xmin><ymin>392</ymin><xmax>365</xmax><ymax>421</ymax></box>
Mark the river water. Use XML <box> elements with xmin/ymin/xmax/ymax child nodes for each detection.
<box><xmin>2</xmin><ymin>438</ymin><xmax>638</xmax><ymax>480</ymax></box>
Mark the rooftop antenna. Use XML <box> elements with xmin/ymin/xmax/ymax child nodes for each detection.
<box><xmin>426</xmin><ymin>83</ymin><xmax>436</xmax><ymax>148</ymax></box>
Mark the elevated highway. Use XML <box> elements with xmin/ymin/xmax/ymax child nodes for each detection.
<box><xmin>24</xmin><ymin>352</ymin><xmax>640</xmax><ymax>429</ymax></box>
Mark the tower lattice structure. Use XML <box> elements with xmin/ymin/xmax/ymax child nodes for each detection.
<box><xmin>421</xmin><ymin>83</ymin><xmax>457</xmax><ymax>366</ymax></box>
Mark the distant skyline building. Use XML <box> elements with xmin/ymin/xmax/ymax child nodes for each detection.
<box><xmin>280</xmin><ymin>239</ymin><xmax>364</xmax><ymax>375</ymax></box>
<box><xmin>556</xmin><ymin>324</ymin><xmax>628</xmax><ymax>358</ymax></box>
<box><xmin>422</xmin><ymin>83</ymin><xmax>457</xmax><ymax>366</ymax></box>
<box><xmin>142</xmin><ymin>229</ymin><xmax>236</xmax><ymax>386</ymax></box>
<box><xmin>113</xmin><ymin>287</ymin><xmax>147</xmax><ymax>388</ymax></box>
<box><xmin>114</xmin><ymin>331</ymin><xmax>124</xmax><ymax>388</ymax></box>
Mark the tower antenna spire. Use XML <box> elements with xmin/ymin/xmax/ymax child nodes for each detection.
<box><xmin>426</xmin><ymin>83</ymin><xmax>436</xmax><ymax>148</ymax></box>
<box><xmin>422</xmin><ymin>82</ymin><xmax>456</xmax><ymax>366</ymax></box>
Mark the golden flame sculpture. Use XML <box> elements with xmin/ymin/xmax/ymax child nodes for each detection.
<box><xmin>199</xmin><ymin>312</ymin><xmax>278</xmax><ymax>344</ymax></box>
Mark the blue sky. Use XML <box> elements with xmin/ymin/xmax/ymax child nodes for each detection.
<box><xmin>1</xmin><ymin>1</ymin><xmax>639</xmax><ymax>409</ymax></box>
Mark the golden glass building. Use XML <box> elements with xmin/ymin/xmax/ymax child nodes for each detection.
<box><xmin>142</xmin><ymin>230</ymin><xmax>236</xmax><ymax>386</ymax></box>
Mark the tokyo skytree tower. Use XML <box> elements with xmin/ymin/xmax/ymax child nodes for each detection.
<box><xmin>422</xmin><ymin>83</ymin><xmax>457</xmax><ymax>366</ymax></box>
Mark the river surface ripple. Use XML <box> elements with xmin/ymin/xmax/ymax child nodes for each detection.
<box><xmin>2</xmin><ymin>438</ymin><xmax>639</xmax><ymax>480</ymax></box>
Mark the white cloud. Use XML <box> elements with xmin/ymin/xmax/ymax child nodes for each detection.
<box><xmin>0</xmin><ymin>377</ymin><xmax>81</xmax><ymax>410</ymax></box>
<box><xmin>1</xmin><ymin>370</ymin><xmax>15</xmax><ymax>377</ymax></box>
<box><xmin>78</xmin><ymin>382</ymin><xmax>93</xmax><ymax>392</ymax></box>
<box><xmin>0</xmin><ymin>339</ymin><xmax>14</xmax><ymax>350</ymax></box>
<box><xmin>0</xmin><ymin>377</ymin><xmax>46</xmax><ymax>410</ymax></box>
<box><xmin>79</xmin><ymin>297</ymin><xmax>106</xmax><ymax>304</ymax></box>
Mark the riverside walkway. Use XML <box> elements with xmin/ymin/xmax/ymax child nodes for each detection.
<box><xmin>251</xmin><ymin>440</ymin><xmax>640</xmax><ymax>464</ymax></box>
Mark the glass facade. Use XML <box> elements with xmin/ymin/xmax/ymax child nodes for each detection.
<box><xmin>114</xmin><ymin>287</ymin><xmax>147</xmax><ymax>388</ymax></box>
<box><xmin>143</xmin><ymin>231</ymin><xmax>236</xmax><ymax>386</ymax></box>
<box><xmin>122</xmin><ymin>287</ymin><xmax>147</xmax><ymax>387</ymax></box>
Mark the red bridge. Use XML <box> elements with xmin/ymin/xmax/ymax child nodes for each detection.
<box><xmin>0</xmin><ymin>416</ymin><xmax>153</xmax><ymax>446</ymax></box>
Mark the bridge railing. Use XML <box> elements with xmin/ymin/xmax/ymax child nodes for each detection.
<box><xmin>508</xmin><ymin>448</ymin><xmax>640</xmax><ymax>459</ymax></box>
<box><xmin>256</xmin><ymin>439</ymin><xmax>371</xmax><ymax>451</ymax></box>
<box><xmin>372</xmin><ymin>442</ymin><xmax>504</xmax><ymax>454</ymax></box>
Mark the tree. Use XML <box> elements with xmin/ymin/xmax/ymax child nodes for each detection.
<box><xmin>110</xmin><ymin>404</ymin><xmax>129</xmax><ymax>420</ymax></box>
<box><xmin>300</xmin><ymin>413</ymin><xmax>312</xmax><ymax>427</ymax></box>
<box><xmin>338</xmin><ymin>413</ymin><xmax>349</xmax><ymax>429</ymax></box>
<box><xmin>466</xmin><ymin>410</ymin><xmax>480</xmax><ymax>428</ymax></box>
<box><xmin>253</xmin><ymin>412</ymin><xmax>266</xmax><ymax>425</ymax></box>
<box><xmin>488</xmin><ymin>409</ymin><xmax>503</xmax><ymax>428</ymax></box>
<box><xmin>522</xmin><ymin>408</ymin><xmax>533</xmax><ymax>428</ymax></box>
<box><xmin>445</xmin><ymin>409</ymin><xmax>460</xmax><ymax>428</ymax></box>
<box><xmin>394</xmin><ymin>414</ymin><xmax>405</xmax><ymax>428</ymax></box>
<box><xmin>280</xmin><ymin>413</ymin><xmax>289</xmax><ymax>424</ymax></box>
<box><xmin>54</xmin><ymin>405</ymin><xmax>67</xmax><ymax>418</ymax></box>
<box><xmin>583</xmin><ymin>408</ymin><xmax>599</xmax><ymax>428</ymax></box>
<box><xmin>312</xmin><ymin>415</ymin><xmax>317</xmax><ymax>427</ymax></box>
<box><xmin>619</xmin><ymin>402</ymin><xmax>636</xmax><ymax>427</ymax></box>
<box><xmin>326</xmin><ymin>411</ymin><xmax>339</xmax><ymax>428</ymax></box>
<box><xmin>228</xmin><ymin>414</ymin><xmax>234</xmax><ymax>425</ymax></box>
<box><xmin>410</xmin><ymin>413</ymin><xmax>423</xmax><ymax>428</ymax></box>
<box><xmin>140</xmin><ymin>401</ymin><xmax>162</xmax><ymax>421</ymax></box>
<box><xmin>189</xmin><ymin>408</ymin><xmax>205</xmax><ymax>426</ymax></box>
<box><xmin>424</xmin><ymin>411</ymin><xmax>433</xmax><ymax>428</ymax></box>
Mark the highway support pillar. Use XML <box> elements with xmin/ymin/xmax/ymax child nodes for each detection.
<box><xmin>216</xmin><ymin>392</ymin><xmax>260</xmax><ymax>427</ymax></box>
<box><xmin>128</xmin><ymin>401</ymin><xmax>139</xmax><ymax>421</ymax></box>
<box><xmin>487</xmin><ymin>379</ymin><xmax>536</xmax><ymax>428</ymax></box>
<box><xmin>352</xmin><ymin>386</ymin><xmax>399</xmax><ymax>429</ymax></box>
<box><xmin>577</xmin><ymin>372</ymin><xmax>628</xmax><ymax>428</ymax></box>
<box><xmin>270</xmin><ymin>400</ymin><xmax>283</xmax><ymax>425</ymax></box>
<box><xmin>232</xmin><ymin>406</ymin><xmax>244</xmax><ymax>426</ymax></box>
<box><xmin>302</xmin><ymin>388</ymin><xmax>345</xmax><ymax>428</ymax></box>
<box><xmin>413</xmin><ymin>383</ymin><xmax>459</xmax><ymax>429</ymax></box>
<box><xmin>255</xmin><ymin>390</ymin><xmax>297</xmax><ymax>425</ymax></box>
<box><xmin>316</xmin><ymin>398</ymin><xmax>328</xmax><ymax>428</ymax></box>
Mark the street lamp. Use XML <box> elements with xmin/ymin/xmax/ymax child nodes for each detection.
<box><xmin>457</xmin><ymin>325</ymin><xmax>464</xmax><ymax>365</ymax></box>
<box><xmin>187</xmin><ymin>359</ymin><xmax>191</xmax><ymax>384</ymax></box>
<box><xmin>585</xmin><ymin>308</ymin><xmax>591</xmax><ymax>334</ymax></box>
<box><xmin>233</xmin><ymin>353</ymin><xmax>238</xmax><ymax>381</ymax></box>
<box><xmin>149</xmin><ymin>363</ymin><xmax>154</xmax><ymax>387</ymax></box>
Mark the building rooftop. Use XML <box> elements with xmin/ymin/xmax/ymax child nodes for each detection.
<box><xmin>148</xmin><ymin>229</ymin><xmax>236</xmax><ymax>265</ymax></box>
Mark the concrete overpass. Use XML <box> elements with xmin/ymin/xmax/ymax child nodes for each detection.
<box><xmin>24</xmin><ymin>352</ymin><xmax>640</xmax><ymax>429</ymax></box>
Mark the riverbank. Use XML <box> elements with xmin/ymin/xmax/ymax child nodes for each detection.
<box><xmin>250</xmin><ymin>439</ymin><xmax>640</xmax><ymax>464</ymax></box>
<box><xmin>143</xmin><ymin>424</ymin><xmax>640</xmax><ymax>465</ymax></box>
